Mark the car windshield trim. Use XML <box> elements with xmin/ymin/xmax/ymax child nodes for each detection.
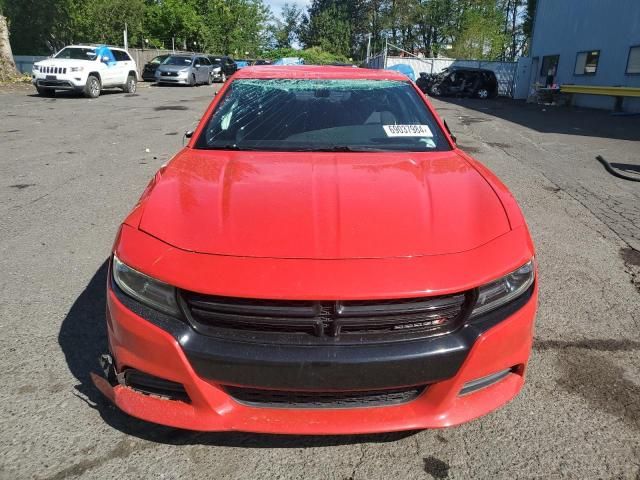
<box><xmin>195</xmin><ymin>78</ymin><xmax>451</xmax><ymax>153</ymax></box>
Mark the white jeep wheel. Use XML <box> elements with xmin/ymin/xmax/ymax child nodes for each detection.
<box><xmin>84</xmin><ymin>75</ymin><xmax>101</xmax><ymax>98</ymax></box>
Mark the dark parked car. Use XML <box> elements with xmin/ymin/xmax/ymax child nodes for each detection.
<box><xmin>252</xmin><ymin>59</ymin><xmax>271</xmax><ymax>66</ymax></box>
<box><xmin>141</xmin><ymin>55</ymin><xmax>169</xmax><ymax>82</ymax></box>
<box><xmin>208</xmin><ymin>55</ymin><xmax>237</xmax><ymax>82</ymax></box>
<box><xmin>415</xmin><ymin>72</ymin><xmax>443</xmax><ymax>94</ymax></box>
<box><xmin>430</xmin><ymin>67</ymin><xmax>498</xmax><ymax>99</ymax></box>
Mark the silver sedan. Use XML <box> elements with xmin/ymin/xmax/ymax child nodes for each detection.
<box><xmin>155</xmin><ymin>55</ymin><xmax>213</xmax><ymax>86</ymax></box>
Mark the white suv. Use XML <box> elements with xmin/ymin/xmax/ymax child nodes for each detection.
<box><xmin>32</xmin><ymin>45</ymin><xmax>139</xmax><ymax>98</ymax></box>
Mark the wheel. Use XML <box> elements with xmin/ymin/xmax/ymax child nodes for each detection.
<box><xmin>221</xmin><ymin>72</ymin><xmax>227</xmax><ymax>83</ymax></box>
<box><xmin>189</xmin><ymin>74</ymin><xmax>196</xmax><ymax>87</ymax></box>
<box><xmin>431</xmin><ymin>85</ymin><xmax>441</xmax><ymax>96</ymax></box>
<box><xmin>83</xmin><ymin>75</ymin><xmax>101</xmax><ymax>98</ymax></box>
<box><xmin>36</xmin><ymin>87</ymin><xmax>55</xmax><ymax>97</ymax></box>
<box><xmin>206</xmin><ymin>72</ymin><xmax>213</xmax><ymax>85</ymax></box>
<box><xmin>123</xmin><ymin>74</ymin><xmax>137</xmax><ymax>94</ymax></box>
<box><xmin>477</xmin><ymin>88</ymin><xmax>489</xmax><ymax>99</ymax></box>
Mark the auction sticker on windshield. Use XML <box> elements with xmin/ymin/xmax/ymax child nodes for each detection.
<box><xmin>383</xmin><ymin>125</ymin><xmax>433</xmax><ymax>137</ymax></box>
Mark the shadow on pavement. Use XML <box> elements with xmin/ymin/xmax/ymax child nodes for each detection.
<box><xmin>58</xmin><ymin>260</ymin><xmax>418</xmax><ymax>447</ymax></box>
<box><xmin>432</xmin><ymin>96</ymin><xmax>640</xmax><ymax>142</ymax></box>
<box><xmin>27</xmin><ymin>89</ymin><xmax>126</xmax><ymax>99</ymax></box>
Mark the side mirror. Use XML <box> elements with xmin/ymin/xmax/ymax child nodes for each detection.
<box><xmin>443</xmin><ymin>120</ymin><xmax>457</xmax><ymax>145</ymax></box>
<box><xmin>183</xmin><ymin>130</ymin><xmax>194</xmax><ymax>146</ymax></box>
<box><xmin>194</xmin><ymin>63</ymin><xmax>201</xmax><ymax>68</ymax></box>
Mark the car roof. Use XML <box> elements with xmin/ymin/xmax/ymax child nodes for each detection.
<box><xmin>233</xmin><ymin>66</ymin><xmax>408</xmax><ymax>81</ymax></box>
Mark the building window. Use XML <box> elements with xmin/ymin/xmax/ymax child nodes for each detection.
<box><xmin>627</xmin><ymin>46</ymin><xmax>640</xmax><ymax>74</ymax></box>
<box><xmin>574</xmin><ymin>51</ymin><xmax>600</xmax><ymax>75</ymax></box>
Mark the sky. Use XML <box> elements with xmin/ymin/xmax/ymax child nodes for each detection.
<box><xmin>265</xmin><ymin>0</ymin><xmax>311</xmax><ymax>19</ymax></box>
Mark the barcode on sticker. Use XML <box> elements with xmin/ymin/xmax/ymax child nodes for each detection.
<box><xmin>383</xmin><ymin>124</ymin><xmax>433</xmax><ymax>137</ymax></box>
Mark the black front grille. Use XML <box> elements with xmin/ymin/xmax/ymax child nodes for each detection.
<box><xmin>179</xmin><ymin>291</ymin><xmax>474</xmax><ymax>343</ymax></box>
<box><xmin>42</xmin><ymin>66</ymin><xmax>67</xmax><ymax>74</ymax></box>
<box><xmin>225</xmin><ymin>385</ymin><xmax>426</xmax><ymax>408</ymax></box>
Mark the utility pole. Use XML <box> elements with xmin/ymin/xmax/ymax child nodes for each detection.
<box><xmin>383</xmin><ymin>35</ymin><xmax>388</xmax><ymax>69</ymax></box>
<box><xmin>366</xmin><ymin>33</ymin><xmax>372</xmax><ymax>63</ymax></box>
<box><xmin>123</xmin><ymin>22</ymin><xmax>128</xmax><ymax>50</ymax></box>
<box><xmin>172</xmin><ymin>37</ymin><xmax>175</xmax><ymax>53</ymax></box>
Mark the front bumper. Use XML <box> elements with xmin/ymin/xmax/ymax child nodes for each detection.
<box><xmin>156</xmin><ymin>74</ymin><xmax>189</xmax><ymax>85</ymax></box>
<box><xmin>96</xmin><ymin>274</ymin><xmax>537</xmax><ymax>434</ymax></box>
<box><xmin>32</xmin><ymin>74</ymin><xmax>84</xmax><ymax>90</ymax></box>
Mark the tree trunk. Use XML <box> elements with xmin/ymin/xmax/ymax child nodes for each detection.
<box><xmin>0</xmin><ymin>14</ymin><xmax>19</xmax><ymax>80</ymax></box>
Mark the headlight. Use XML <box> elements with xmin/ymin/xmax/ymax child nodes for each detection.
<box><xmin>112</xmin><ymin>255</ymin><xmax>180</xmax><ymax>316</ymax></box>
<box><xmin>179</xmin><ymin>69</ymin><xmax>189</xmax><ymax>75</ymax></box>
<box><xmin>70</xmin><ymin>66</ymin><xmax>84</xmax><ymax>72</ymax></box>
<box><xmin>471</xmin><ymin>260</ymin><xmax>535</xmax><ymax>317</ymax></box>
<box><xmin>33</xmin><ymin>64</ymin><xmax>40</xmax><ymax>71</ymax></box>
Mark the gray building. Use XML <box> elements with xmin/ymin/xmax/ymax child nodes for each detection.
<box><xmin>529</xmin><ymin>0</ymin><xmax>640</xmax><ymax>112</ymax></box>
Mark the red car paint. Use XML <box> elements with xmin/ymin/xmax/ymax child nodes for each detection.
<box><xmin>97</xmin><ymin>66</ymin><xmax>537</xmax><ymax>434</ymax></box>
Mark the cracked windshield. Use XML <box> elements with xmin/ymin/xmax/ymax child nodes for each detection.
<box><xmin>196</xmin><ymin>79</ymin><xmax>450</xmax><ymax>152</ymax></box>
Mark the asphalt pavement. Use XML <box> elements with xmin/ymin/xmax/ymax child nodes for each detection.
<box><xmin>0</xmin><ymin>83</ymin><xmax>639</xmax><ymax>479</ymax></box>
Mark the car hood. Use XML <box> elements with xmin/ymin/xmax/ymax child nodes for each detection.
<box><xmin>138</xmin><ymin>150</ymin><xmax>511</xmax><ymax>259</ymax></box>
<box><xmin>36</xmin><ymin>58</ymin><xmax>95</xmax><ymax>67</ymax></box>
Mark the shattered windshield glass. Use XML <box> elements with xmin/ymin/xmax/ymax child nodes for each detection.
<box><xmin>195</xmin><ymin>79</ymin><xmax>451</xmax><ymax>152</ymax></box>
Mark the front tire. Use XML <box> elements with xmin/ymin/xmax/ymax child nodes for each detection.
<box><xmin>189</xmin><ymin>74</ymin><xmax>196</xmax><ymax>87</ymax></box>
<box><xmin>206</xmin><ymin>72</ymin><xmax>213</xmax><ymax>85</ymax></box>
<box><xmin>477</xmin><ymin>88</ymin><xmax>489</xmax><ymax>99</ymax></box>
<box><xmin>84</xmin><ymin>75</ymin><xmax>101</xmax><ymax>98</ymax></box>
<box><xmin>431</xmin><ymin>85</ymin><xmax>441</xmax><ymax>96</ymax></box>
<box><xmin>123</xmin><ymin>74</ymin><xmax>137</xmax><ymax>94</ymax></box>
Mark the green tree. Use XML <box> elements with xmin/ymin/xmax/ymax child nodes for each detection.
<box><xmin>4</xmin><ymin>0</ymin><xmax>76</xmax><ymax>54</ymax></box>
<box><xmin>263</xmin><ymin>46</ymin><xmax>348</xmax><ymax>64</ymax></box>
<box><xmin>1</xmin><ymin>5</ymin><xmax>20</xmax><ymax>80</ymax></box>
<box><xmin>145</xmin><ymin>0</ymin><xmax>204</xmax><ymax>50</ymax></box>
<box><xmin>300</xmin><ymin>1</ymin><xmax>353</xmax><ymax>58</ymax></box>
<box><xmin>449</xmin><ymin>0</ymin><xmax>507</xmax><ymax>59</ymax></box>
<box><xmin>198</xmin><ymin>0</ymin><xmax>271</xmax><ymax>56</ymax></box>
<box><xmin>75</xmin><ymin>0</ymin><xmax>147</xmax><ymax>47</ymax></box>
<box><xmin>522</xmin><ymin>0</ymin><xmax>536</xmax><ymax>54</ymax></box>
<box><xmin>274</xmin><ymin>3</ymin><xmax>301</xmax><ymax>49</ymax></box>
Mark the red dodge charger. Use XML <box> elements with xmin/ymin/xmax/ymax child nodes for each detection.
<box><xmin>93</xmin><ymin>66</ymin><xmax>538</xmax><ymax>434</ymax></box>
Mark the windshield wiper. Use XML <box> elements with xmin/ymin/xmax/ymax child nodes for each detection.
<box><xmin>290</xmin><ymin>146</ymin><xmax>386</xmax><ymax>152</ymax></box>
<box><xmin>203</xmin><ymin>145</ymin><xmax>388</xmax><ymax>152</ymax></box>
<box><xmin>311</xmin><ymin>146</ymin><xmax>354</xmax><ymax>152</ymax></box>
